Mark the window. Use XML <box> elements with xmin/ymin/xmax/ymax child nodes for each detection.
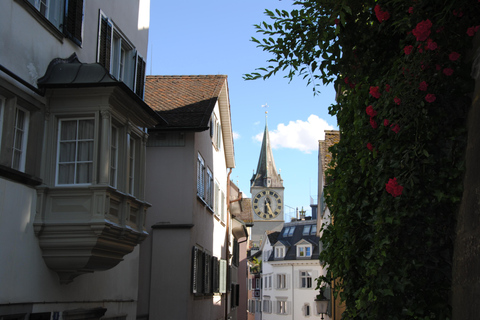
<box><xmin>247</xmin><ymin>278</ymin><xmax>252</xmax><ymax>290</ymax></box>
<box><xmin>210</xmin><ymin>114</ymin><xmax>222</xmax><ymax>150</ymax></box>
<box><xmin>282</xmin><ymin>227</ymin><xmax>290</xmax><ymax>237</ymax></box>
<box><xmin>206</xmin><ymin>168</ymin><xmax>213</xmax><ymax>208</ymax></box>
<box><xmin>275</xmin><ymin>246</ymin><xmax>284</xmax><ymax>259</ymax></box>
<box><xmin>12</xmin><ymin>107</ymin><xmax>29</xmax><ymax>172</ymax></box>
<box><xmin>255</xmin><ymin>278</ymin><xmax>260</xmax><ymax>289</ymax></box>
<box><xmin>311</xmin><ymin>224</ymin><xmax>317</xmax><ymax>235</ymax></box>
<box><xmin>263</xmin><ymin>297</ymin><xmax>272</xmax><ymax>313</ymax></box>
<box><xmin>276</xmin><ymin>274</ymin><xmax>287</xmax><ymax>289</ymax></box>
<box><xmin>56</xmin><ymin>118</ymin><xmax>94</xmax><ymax>185</ymax></box>
<box><xmin>298</xmin><ymin>245</ymin><xmax>312</xmax><ymax>258</ymax></box>
<box><xmin>97</xmin><ymin>12</ymin><xmax>145</xmax><ymax>97</ymax></box>
<box><xmin>303</xmin><ymin>225</ymin><xmax>311</xmax><ymax>235</ymax></box>
<box><xmin>192</xmin><ymin>247</ymin><xmax>215</xmax><ymax>295</ymax></box>
<box><xmin>269</xmin><ymin>275</ymin><xmax>272</xmax><ymax>289</ymax></box>
<box><xmin>128</xmin><ymin>136</ymin><xmax>135</xmax><ymax>195</ymax></box>
<box><xmin>25</xmin><ymin>0</ymin><xmax>83</xmax><ymax>45</ymax></box>
<box><xmin>110</xmin><ymin>125</ymin><xmax>118</xmax><ymax>187</ymax></box>
<box><xmin>304</xmin><ymin>303</ymin><xmax>311</xmax><ymax>316</ymax></box>
<box><xmin>300</xmin><ymin>271</ymin><xmax>313</xmax><ymax>288</ymax></box>
<box><xmin>197</xmin><ymin>153</ymin><xmax>205</xmax><ymax>199</ymax></box>
<box><xmin>263</xmin><ymin>249</ymin><xmax>271</xmax><ymax>262</ymax></box>
<box><xmin>288</xmin><ymin>226</ymin><xmax>295</xmax><ymax>236</ymax></box>
<box><xmin>276</xmin><ymin>300</ymin><xmax>289</xmax><ymax>315</ymax></box>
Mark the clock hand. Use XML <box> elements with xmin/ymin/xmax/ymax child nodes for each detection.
<box><xmin>266</xmin><ymin>202</ymin><xmax>274</xmax><ymax>215</ymax></box>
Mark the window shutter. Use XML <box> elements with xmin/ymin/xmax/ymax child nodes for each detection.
<box><xmin>192</xmin><ymin>247</ymin><xmax>199</xmax><ymax>294</ymax></box>
<box><xmin>98</xmin><ymin>15</ymin><xmax>112</xmax><ymax>71</ymax></box>
<box><xmin>64</xmin><ymin>0</ymin><xmax>83</xmax><ymax>46</ymax></box>
<box><xmin>295</xmin><ymin>270</ymin><xmax>300</xmax><ymax>288</ymax></box>
<box><xmin>219</xmin><ymin>259</ymin><xmax>226</xmax><ymax>293</ymax></box>
<box><xmin>212</xmin><ymin>256</ymin><xmax>219</xmax><ymax>293</ymax></box>
<box><xmin>286</xmin><ymin>301</ymin><xmax>292</xmax><ymax>315</ymax></box>
<box><xmin>134</xmin><ymin>53</ymin><xmax>146</xmax><ymax>98</ymax></box>
<box><xmin>204</xmin><ymin>253</ymin><xmax>211</xmax><ymax>294</ymax></box>
<box><xmin>286</xmin><ymin>274</ymin><xmax>291</xmax><ymax>289</ymax></box>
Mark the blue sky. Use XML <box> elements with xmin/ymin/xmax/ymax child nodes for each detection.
<box><xmin>147</xmin><ymin>0</ymin><xmax>338</xmax><ymax>221</ymax></box>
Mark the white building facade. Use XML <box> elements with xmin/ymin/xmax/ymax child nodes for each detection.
<box><xmin>0</xmin><ymin>1</ymin><xmax>155</xmax><ymax>319</ymax></box>
<box><xmin>261</xmin><ymin>219</ymin><xmax>330</xmax><ymax>320</ymax></box>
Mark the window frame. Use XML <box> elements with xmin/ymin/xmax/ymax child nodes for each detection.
<box><xmin>297</xmin><ymin>244</ymin><xmax>312</xmax><ymax>258</ymax></box>
<box><xmin>128</xmin><ymin>135</ymin><xmax>136</xmax><ymax>195</ymax></box>
<box><xmin>276</xmin><ymin>299</ymin><xmax>288</xmax><ymax>315</ymax></box>
<box><xmin>300</xmin><ymin>270</ymin><xmax>313</xmax><ymax>289</ymax></box>
<box><xmin>110</xmin><ymin>124</ymin><xmax>118</xmax><ymax>188</ymax></box>
<box><xmin>55</xmin><ymin>117</ymin><xmax>95</xmax><ymax>186</ymax></box>
<box><xmin>197</xmin><ymin>153</ymin><xmax>205</xmax><ymax>199</ymax></box>
<box><xmin>275</xmin><ymin>246</ymin><xmax>285</xmax><ymax>259</ymax></box>
<box><xmin>276</xmin><ymin>274</ymin><xmax>287</xmax><ymax>289</ymax></box>
<box><xmin>11</xmin><ymin>106</ymin><xmax>30</xmax><ymax>172</ymax></box>
<box><xmin>97</xmin><ymin>10</ymin><xmax>145</xmax><ymax>97</ymax></box>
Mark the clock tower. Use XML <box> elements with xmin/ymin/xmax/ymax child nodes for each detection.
<box><xmin>250</xmin><ymin>114</ymin><xmax>284</xmax><ymax>248</ymax></box>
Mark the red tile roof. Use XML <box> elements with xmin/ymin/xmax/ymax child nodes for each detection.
<box><xmin>145</xmin><ymin>75</ymin><xmax>228</xmax><ymax>130</ymax></box>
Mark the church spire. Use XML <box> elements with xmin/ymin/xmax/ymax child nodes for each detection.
<box><xmin>251</xmin><ymin>112</ymin><xmax>283</xmax><ymax>188</ymax></box>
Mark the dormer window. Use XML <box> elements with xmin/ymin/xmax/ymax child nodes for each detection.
<box><xmin>275</xmin><ymin>246</ymin><xmax>285</xmax><ymax>259</ymax></box>
<box><xmin>297</xmin><ymin>244</ymin><xmax>312</xmax><ymax>258</ymax></box>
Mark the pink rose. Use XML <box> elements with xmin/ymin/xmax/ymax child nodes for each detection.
<box><xmin>443</xmin><ymin>68</ymin><xmax>454</xmax><ymax>76</ymax></box>
<box><xmin>408</xmin><ymin>7</ymin><xmax>414</xmax><ymax>14</ymax></box>
<box><xmin>383</xmin><ymin>119</ymin><xmax>390</xmax><ymax>127</ymax></box>
<box><xmin>374</xmin><ymin>5</ymin><xmax>390</xmax><ymax>23</ymax></box>
<box><xmin>404</xmin><ymin>45</ymin><xmax>414</xmax><ymax>55</ymax></box>
<box><xmin>467</xmin><ymin>26</ymin><xmax>480</xmax><ymax>37</ymax></box>
<box><xmin>427</xmin><ymin>39</ymin><xmax>437</xmax><ymax>50</ymax></box>
<box><xmin>412</xmin><ymin>19</ymin><xmax>432</xmax><ymax>42</ymax></box>
<box><xmin>419</xmin><ymin>81</ymin><xmax>428</xmax><ymax>91</ymax></box>
<box><xmin>369</xmin><ymin>86</ymin><xmax>381</xmax><ymax>99</ymax></box>
<box><xmin>391</xmin><ymin>124</ymin><xmax>400</xmax><ymax>133</ymax></box>
<box><xmin>366</xmin><ymin>105</ymin><xmax>377</xmax><ymax>117</ymax></box>
<box><xmin>425</xmin><ymin>94</ymin><xmax>436</xmax><ymax>103</ymax></box>
<box><xmin>449</xmin><ymin>52</ymin><xmax>460</xmax><ymax>61</ymax></box>
<box><xmin>386</xmin><ymin>177</ymin><xmax>403</xmax><ymax>197</ymax></box>
<box><xmin>394</xmin><ymin>97</ymin><xmax>401</xmax><ymax>105</ymax></box>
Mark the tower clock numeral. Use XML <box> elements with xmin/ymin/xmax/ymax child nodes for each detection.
<box><xmin>254</xmin><ymin>198</ymin><xmax>258</xmax><ymax>204</ymax></box>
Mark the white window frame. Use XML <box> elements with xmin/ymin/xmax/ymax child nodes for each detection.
<box><xmin>110</xmin><ymin>125</ymin><xmax>118</xmax><ymax>188</ymax></box>
<box><xmin>56</xmin><ymin>117</ymin><xmax>94</xmax><ymax>186</ymax></box>
<box><xmin>297</xmin><ymin>245</ymin><xmax>312</xmax><ymax>258</ymax></box>
<box><xmin>206</xmin><ymin>167</ymin><xmax>213</xmax><ymax>207</ymax></box>
<box><xmin>275</xmin><ymin>246</ymin><xmax>285</xmax><ymax>259</ymax></box>
<box><xmin>276</xmin><ymin>274</ymin><xmax>287</xmax><ymax>289</ymax></box>
<box><xmin>310</xmin><ymin>224</ymin><xmax>317</xmax><ymax>235</ymax></box>
<box><xmin>12</xmin><ymin>106</ymin><xmax>29</xmax><ymax>172</ymax></box>
<box><xmin>300</xmin><ymin>270</ymin><xmax>313</xmax><ymax>288</ymax></box>
<box><xmin>98</xmin><ymin>10</ymin><xmax>142</xmax><ymax>94</ymax></box>
<box><xmin>269</xmin><ymin>275</ymin><xmax>272</xmax><ymax>289</ymax></box>
<box><xmin>197</xmin><ymin>153</ymin><xmax>205</xmax><ymax>199</ymax></box>
<box><xmin>263</xmin><ymin>297</ymin><xmax>272</xmax><ymax>314</ymax></box>
<box><xmin>28</xmin><ymin>0</ymin><xmax>64</xmax><ymax>30</ymax></box>
<box><xmin>276</xmin><ymin>299</ymin><xmax>289</xmax><ymax>315</ymax></box>
<box><xmin>128</xmin><ymin>135</ymin><xmax>135</xmax><ymax>195</ymax></box>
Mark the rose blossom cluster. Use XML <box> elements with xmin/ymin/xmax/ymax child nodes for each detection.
<box><xmin>385</xmin><ymin>177</ymin><xmax>404</xmax><ymax>197</ymax></box>
<box><xmin>374</xmin><ymin>5</ymin><xmax>390</xmax><ymax>23</ymax></box>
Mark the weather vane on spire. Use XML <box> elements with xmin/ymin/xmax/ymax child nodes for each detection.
<box><xmin>262</xmin><ymin>103</ymin><xmax>269</xmax><ymax>117</ymax></box>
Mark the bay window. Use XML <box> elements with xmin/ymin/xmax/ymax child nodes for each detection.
<box><xmin>56</xmin><ymin>118</ymin><xmax>94</xmax><ymax>185</ymax></box>
<box><xmin>110</xmin><ymin>125</ymin><xmax>118</xmax><ymax>187</ymax></box>
<box><xmin>12</xmin><ymin>107</ymin><xmax>29</xmax><ymax>172</ymax></box>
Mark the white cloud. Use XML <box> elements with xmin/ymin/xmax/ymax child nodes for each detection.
<box><xmin>233</xmin><ymin>131</ymin><xmax>240</xmax><ymax>140</ymax></box>
<box><xmin>253</xmin><ymin>115</ymin><xmax>335</xmax><ymax>154</ymax></box>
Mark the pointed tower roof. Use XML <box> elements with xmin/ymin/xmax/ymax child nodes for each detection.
<box><xmin>251</xmin><ymin>113</ymin><xmax>283</xmax><ymax>188</ymax></box>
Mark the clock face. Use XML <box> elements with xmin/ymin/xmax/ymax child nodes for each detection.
<box><xmin>253</xmin><ymin>190</ymin><xmax>282</xmax><ymax>220</ymax></box>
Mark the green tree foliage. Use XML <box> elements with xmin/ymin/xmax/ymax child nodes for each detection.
<box><xmin>246</xmin><ymin>1</ymin><xmax>480</xmax><ymax>319</ymax></box>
